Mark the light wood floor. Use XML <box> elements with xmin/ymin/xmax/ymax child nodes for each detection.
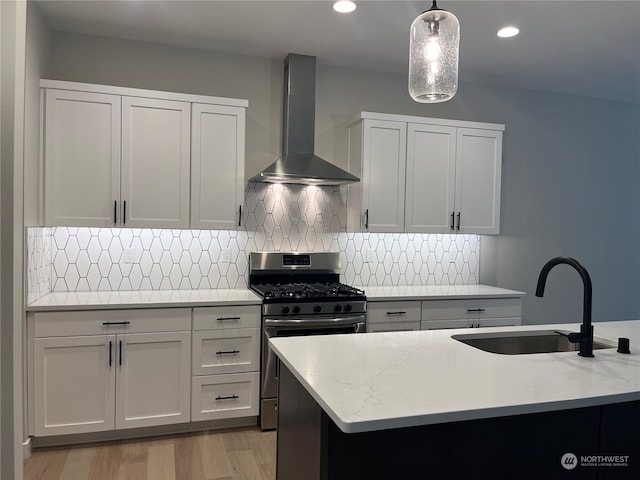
<box><xmin>24</xmin><ymin>428</ymin><xmax>276</xmax><ymax>480</ymax></box>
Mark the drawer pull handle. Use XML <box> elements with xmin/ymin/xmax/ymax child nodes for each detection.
<box><xmin>102</xmin><ymin>321</ymin><xmax>131</xmax><ymax>326</ymax></box>
<box><xmin>119</xmin><ymin>340</ymin><xmax>123</xmax><ymax>366</ymax></box>
<box><xmin>386</xmin><ymin>311</ymin><xmax>407</xmax><ymax>316</ymax></box>
<box><xmin>216</xmin><ymin>350</ymin><xmax>240</xmax><ymax>355</ymax></box>
<box><xmin>215</xmin><ymin>395</ymin><xmax>239</xmax><ymax>401</ymax></box>
<box><xmin>466</xmin><ymin>309</ymin><xmax>486</xmax><ymax>313</ymax></box>
<box><xmin>109</xmin><ymin>341</ymin><xmax>113</xmax><ymax>367</ymax></box>
<box><xmin>217</xmin><ymin>317</ymin><xmax>241</xmax><ymax>321</ymax></box>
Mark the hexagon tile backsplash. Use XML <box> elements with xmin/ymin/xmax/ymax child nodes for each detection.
<box><xmin>27</xmin><ymin>183</ymin><xmax>479</xmax><ymax>302</ymax></box>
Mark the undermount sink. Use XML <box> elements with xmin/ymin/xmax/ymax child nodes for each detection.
<box><xmin>452</xmin><ymin>329</ymin><xmax>617</xmax><ymax>355</ymax></box>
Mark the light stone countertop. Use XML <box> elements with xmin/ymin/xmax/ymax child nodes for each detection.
<box><xmin>26</xmin><ymin>288</ymin><xmax>261</xmax><ymax>311</ymax></box>
<box><xmin>360</xmin><ymin>284</ymin><xmax>525</xmax><ymax>301</ymax></box>
<box><xmin>26</xmin><ymin>284</ymin><xmax>523</xmax><ymax>311</ymax></box>
<box><xmin>270</xmin><ymin>320</ymin><xmax>640</xmax><ymax>434</ymax></box>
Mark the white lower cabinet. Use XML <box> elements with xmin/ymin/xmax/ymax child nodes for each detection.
<box><xmin>191</xmin><ymin>372</ymin><xmax>260</xmax><ymax>422</ymax></box>
<box><xmin>32</xmin><ymin>309</ymin><xmax>191</xmax><ymax>437</ymax></box>
<box><xmin>421</xmin><ymin>298</ymin><xmax>522</xmax><ymax>330</ymax></box>
<box><xmin>366</xmin><ymin>301</ymin><xmax>422</xmax><ymax>333</ymax></box>
<box><xmin>365</xmin><ymin>297</ymin><xmax>522</xmax><ymax>333</ymax></box>
<box><xmin>191</xmin><ymin>306</ymin><xmax>260</xmax><ymax>421</ymax></box>
<box><xmin>115</xmin><ymin>331</ymin><xmax>191</xmax><ymax>430</ymax></box>
<box><xmin>34</xmin><ymin>335</ymin><xmax>116</xmax><ymax>436</ymax></box>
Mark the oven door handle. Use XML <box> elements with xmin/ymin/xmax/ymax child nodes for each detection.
<box><xmin>263</xmin><ymin>315</ymin><xmax>366</xmax><ymax>329</ymax></box>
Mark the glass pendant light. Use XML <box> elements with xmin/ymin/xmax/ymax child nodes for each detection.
<box><xmin>408</xmin><ymin>1</ymin><xmax>460</xmax><ymax>103</ymax></box>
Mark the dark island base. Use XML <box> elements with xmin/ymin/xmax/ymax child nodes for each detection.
<box><xmin>277</xmin><ymin>365</ymin><xmax>640</xmax><ymax>480</ymax></box>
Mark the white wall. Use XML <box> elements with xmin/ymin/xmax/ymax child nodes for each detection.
<box><xmin>24</xmin><ymin>2</ymin><xmax>51</xmax><ymax>228</ymax></box>
<box><xmin>478</xmin><ymin>87</ymin><xmax>640</xmax><ymax>324</ymax></box>
<box><xmin>45</xmin><ymin>32</ymin><xmax>640</xmax><ymax>325</ymax></box>
<box><xmin>1</xmin><ymin>1</ymin><xmax>27</xmax><ymax>478</ymax></box>
<box><xmin>22</xmin><ymin>1</ymin><xmax>52</xmax><ymax>459</ymax></box>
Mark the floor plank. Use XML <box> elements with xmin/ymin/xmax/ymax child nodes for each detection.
<box><xmin>227</xmin><ymin>450</ymin><xmax>263</xmax><ymax>480</ymax></box>
<box><xmin>146</xmin><ymin>443</ymin><xmax>175</xmax><ymax>480</ymax></box>
<box><xmin>59</xmin><ymin>448</ymin><xmax>94</xmax><ymax>480</ymax></box>
<box><xmin>174</xmin><ymin>433</ymin><xmax>205</xmax><ymax>480</ymax></box>
<box><xmin>199</xmin><ymin>433</ymin><xmax>235</xmax><ymax>479</ymax></box>
<box><xmin>24</xmin><ymin>448</ymin><xmax>70</xmax><ymax>480</ymax></box>
<box><xmin>24</xmin><ymin>428</ymin><xmax>276</xmax><ymax>480</ymax></box>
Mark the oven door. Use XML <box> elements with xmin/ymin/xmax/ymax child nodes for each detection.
<box><xmin>262</xmin><ymin>315</ymin><xmax>366</xmax><ymax>400</ymax></box>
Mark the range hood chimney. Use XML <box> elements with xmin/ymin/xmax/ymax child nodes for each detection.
<box><xmin>250</xmin><ymin>54</ymin><xmax>359</xmax><ymax>186</ymax></box>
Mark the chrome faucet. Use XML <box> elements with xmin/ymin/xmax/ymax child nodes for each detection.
<box><xmin>535</xmin><ymin>256</ymin><xmax>594</xmax><ymax>357</ymax></box>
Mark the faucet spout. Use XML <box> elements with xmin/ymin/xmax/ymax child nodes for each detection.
<box><xmin>535</xmin><ymin>256</ymin><xmax>594</xmax><ymax>357</ymax></box>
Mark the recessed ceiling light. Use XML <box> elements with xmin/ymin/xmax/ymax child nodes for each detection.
<box><xmin>333</xmin><ymin>1</ymin><xmax>356</xmax><ymax>14</ymax></box>
<box><xmin>497</xmin><ymin>26</ymin><xmax>520</xmax><ymax>38</ymax></box>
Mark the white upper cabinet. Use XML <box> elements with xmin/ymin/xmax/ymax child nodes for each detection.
<box><xmin>347</xmin><ymin>119</ymin><xmax>406</xmax><ymax>232</ymax></box>
<box><xmin>41</xmin><ymin>80</ymin><xmax>248</xmax><ymax>229</ymax></box>
<box><xmin>44</xmin><ymin>89</ymin><xmax>122</xmax><ymax>227</ymax></box>
<box><xmin>348</xmin><ymin>112</ymin><xmax>504</xmax><ymax>235</ymax></box>
<box><xmin>405</xmin><ymin>123</ymin><xmax>457</xmax><ymax>233</ymax></box>
<box><xmin>454</xmin><ymin>128</ymin><xmax>502</xmax><ymax>234</ymax></box>
<box><xmin>121</xmin><ymin>96</ymin><xmax>191</xmax><ymax>228</ymax></box>
<box><xmin>191</xmin><ymin>103</ymin><xmax>245</xmax><ymax>230</ymax></box>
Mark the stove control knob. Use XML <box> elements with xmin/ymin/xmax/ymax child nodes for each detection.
<box><xmin>282</xmin><ymin>306</ymin><xmax>290</xmax><ymax>314</ymax></box>
<box><xmin>313</xmin><ymin>304</ymin><xmax>322</xmax><ymax>313</ymax></box>
<box><xmin>334</xmin><ymin>305</ymin><xmax>343</xmax><ymax>312</ymax></box>
<box><xmin>293</xmin><ymin>306</ymin><xmax>301</xmax><ymax>314</ymax></box>
<box><xmin>344</xmin><ymin>304</ymin><xmax>352</xmax><ymax>312</ymax></box>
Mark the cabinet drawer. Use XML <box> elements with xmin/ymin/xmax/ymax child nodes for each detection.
<box><xmin>367</xmin><ymin>301</ymin><xmax>421</xmax><ymax>323</ymax></box>
<box><xmin>192</xmin><ymin>328</ymin><xmax>259</xmax><ymax>375</ymax></box>
<box><xmin>367</xmin><ymin>321</ymin><xmax>421</xmax><ymax>333</ymax></box>
<box><xmin>421</xmin><ymin>298</ymin><xmax>521</xmax><ymax>321</ymax></box>
<box><xmin>33</xmin><ymin>308</ymin><xmax>192</xmax><ymax>337</ymax></box>
<box><xmin>191</xmin><ymin>372</ymin><xmax>259</xmax><ymax>421</ymax></box>
<box><xmin>193</xmin><ymin>306</ymin><xmax>260</xmax><ymax>330</ymax></box>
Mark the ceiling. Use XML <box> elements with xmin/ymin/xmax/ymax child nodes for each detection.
<box><xmin>37</xmin><ymin>0</ymin><xmax>640</xmax><ymax>103</ymax></box>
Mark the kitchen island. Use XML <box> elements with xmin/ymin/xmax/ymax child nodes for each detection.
<box><xmin>270</xmin><ymin>321</ymin><xmax>640</xmax><ymax>479</ymax></box>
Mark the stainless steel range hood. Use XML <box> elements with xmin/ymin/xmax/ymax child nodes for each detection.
<box><xmin>250</xmin><ymin>54</ymin><xmax>359</xmax><ymax>186</ymax></box>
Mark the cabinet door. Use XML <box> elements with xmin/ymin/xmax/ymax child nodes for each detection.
<box><xmin>44</xmin><ymin>89</ymin><xmax>121</xmax><ymax>227</ymax></box>
<box><xmin>191</xmin><ymin>103</ymin><xmax>245</xmax><ymax>229</ymax></box>
<box><xmin>362</xmin><ymin>120</ymin><xmax>406</xmax><ymax>232</ymax></box>
<box><xmin>34</xmin><ymin>335</ymin><xmax>116</xmax><ymax>436</ymax></box>
<box><xmin>455</xmin><ymin>128</ymin><xmax>502</xmax><ymax>234</ymax></box>
<box><xmin>115</xmin><ymin>331</ymin><xmax>191</xmax><ymax>429</ymax></box>
<box><xmin>121</xmin><ymin>97</ymin><xmax>191</xmax><ymax>228</ymax></box>
<box><xmin>405</xmin><ymin>123</ymin><xmax>457</xmax><ymax>233</ymax></box>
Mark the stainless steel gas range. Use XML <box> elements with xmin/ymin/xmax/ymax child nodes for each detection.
<box><xmin>249</xmin><ymin>251</ymin><xmax>367</xmax><ymax>430</ymax></box>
